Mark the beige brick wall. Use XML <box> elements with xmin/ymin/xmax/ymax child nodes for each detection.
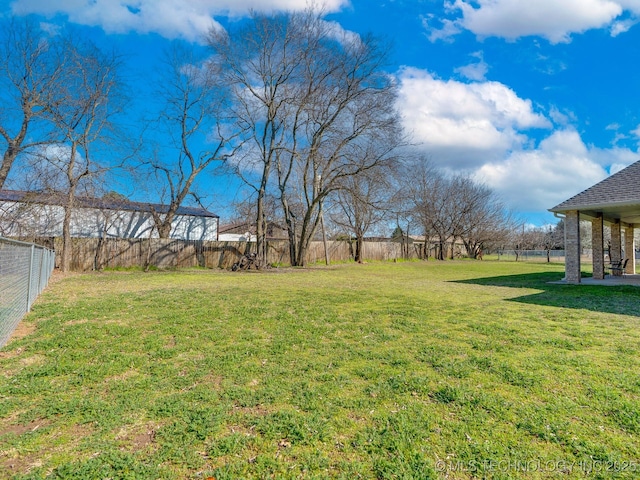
<box><xmin>565</xmin><ymin>210</ymin><xmax>581</xmax><ymax>283</ymax></box>
<box><xmin>625</xmin><ymin>225</ymin><xmax>636</xmax><ymax>274</ymax></box>
<box><xmin>591</xmin><ymin>214</ymin><xmax>604</xmax><ymax>280</ymax></box>
<box><xmin>610</xmin><ymin>221</ymin><xmax>622</xmax><ymax>263</ymax></box>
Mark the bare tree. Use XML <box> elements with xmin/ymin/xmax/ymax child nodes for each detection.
<box><xmin>208</xmin><ymin>13</ymin><xmax>300</xmax><ymax>265</ymax></box>
<box><xmin>0</xmin><ymin>17</ymin><xmax>65</xmax><ymax>189</ymax></box>
<box><xmin>138</xmin><ymin>43</ymin><xmax>245</xmax><ymax>238</ymax></box>
<box><xmin>331</xmin><ymin>166</ymin><xmax>394</xmax><ymax>263</ymax></box>
<box><xmin>511</xmin><ymin>222</ymin><xmax>563</xmax><ymax>262</ymax></box>
<box><xmin>387</xmin><ymin>162</ymin><xmax>421</xmax><ymax>259</ymax></box>
<box><xmin>209</xmin><ymin>9</ymin><xmax>402</xmax><ymax>266</ymax></box>
<box><xmin>406</xmin><ymin>162</ymin><xmax>454</xmax><ymax>260</ymax></box>
<box><xmin>43</xmin><ymin>37</ymin><xmax>126</xmax><ymax>271</ymax></box>
<box><xmin>406</xmin><ymin>160</ymin><xmax>513</xmax><ymax>260</ymax></box>
<box><xmin>276</xmin><ymin>30</ymin><xmax>401</xmax><ymax>266</ymax></box>
<box><xmin>454</xmin><ymin>178</ymin><xmax>514</xmax><ymax>259</ymax></box>
<box><xmin>510</xmin><ymin>224</ymin><xmax>538</xmax><ymax>261</ymax></box>
<box><xmin>540</xmin><ymin>224</ymin><xmax>562</xmax><ymax>262</ymax></box>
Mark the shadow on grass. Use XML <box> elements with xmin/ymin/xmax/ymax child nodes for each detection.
<box><xmin>453</xmin><ymin>271</ymin><xmax>640</xmax><ymax>317</ymax></box>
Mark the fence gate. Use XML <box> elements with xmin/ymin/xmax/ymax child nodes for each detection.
<box><xmin>0</xmin><ymin>237</ymin><xmax>56</xmax><ymax>348</ymax></box>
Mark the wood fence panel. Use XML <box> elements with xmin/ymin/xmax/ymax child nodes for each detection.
<box><xmin>37</xmin><ymin>237</ymin><xmax>423</xmax><ymax>271</ymax></box>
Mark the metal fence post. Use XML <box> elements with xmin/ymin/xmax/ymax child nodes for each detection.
<box><xmin>27</xmin><ymin>244</ymin><xmax>35</xmax><ymax>312</ymax></box>
<box><xmin>37</xmin><ymin>248</ymin><xmax>45</xmax><ymax>295</ymax></box>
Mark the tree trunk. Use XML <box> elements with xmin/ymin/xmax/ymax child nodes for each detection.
<box><xmin>157</xmin><ymin>222</ymin><xmax>172</xmax><ymax>239</ymax></box>
<box><xmin>355</xmin><ymin>234</ymin><xmax>364</xmax><ymax>263</ymax></box>
<box><xmin>0</xmin><ymin>113</ymin><xmax>30</xmax><ymax>190</ymax></box>
<box><xmin>254</xmin><ymin>157</ymin><xmax>273</xmax><ymax>267</ymax></box>
<box><xmin>295</xmin><ymin>206</ymin><xmax>322</xmax><ymax>267</ymax></box>
<box><xmin>61</xmin><ymin>191</ymin><xmax>75</xmax><ymax>272</ymax></box>
<box><xmin>296</xmin><ymin>241</ymin><xmax>307</xmax><ymax>267</ymax></box>
<box><xmin>0</xmin><ymin>148</ymin><xmax>17</xmax><ymax>190</ymax></box>
<box><xmin>280</xmin><ymin>191</ymin><xmax>298</xmax><ymax>269</ymax></box>
<box><xmin>61</xmin><ymin>141</ymin><xmax>80</xmax><ymax>273</ymax></box>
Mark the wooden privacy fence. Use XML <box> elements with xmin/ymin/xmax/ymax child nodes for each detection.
<box><xmin>38</xmin><ymin>237</ymin><xmax>421</xmax><ymax>271</ymax></box>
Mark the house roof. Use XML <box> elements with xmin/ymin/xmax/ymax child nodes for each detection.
<box><xmin>549</xmin><ymin>160</ymin><xmax>640</xmax><ymax>225</ymax></box>
<box><xmin>0</xmin><ymin>190</ymin><xmax>218</xmax><ymax>219</ymax></box>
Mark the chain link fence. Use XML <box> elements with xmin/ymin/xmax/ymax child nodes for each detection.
<box><xmin>0</xmin><ymin>237</ymin><xmax>55</xmax><ymax>348</ymax></box>
<box><xmin>496</xmin><ymin>250</ymin><xmax>566</xmax><ymax>262</ymax></box>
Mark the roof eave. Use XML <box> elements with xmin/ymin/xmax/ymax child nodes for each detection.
<box><xmin>549</xmin><ymin>200</ymin><xmax>640</xmax><ymax>213</ymax></box>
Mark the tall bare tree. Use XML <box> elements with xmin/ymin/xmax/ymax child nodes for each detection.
<box><xmin>44</xmin><ymin>37</ymin><xmax>126</xmax><ymax>271</ymax></box>
<box><xmin>208</xmin><ymin>13</ymin><xmax>300</xmax><ymax>265</ymax></box>
<box><xmin>406</xmin><ymin>161</ymin><xmax>453</xmax><ymax>260</ymax></box>
<box><xmin>143</xmin><ymin>43</ymin><xmax>245</xmax><ymax>238</ymax></box>
<box><xmin>0</xmin><ymin>17</ymin><xmax>64</xmax><ymax>189</ymax></box>
<box><xmin>209</xmin><ymin>9</ymin><xmax>401</xmax><ymax>266</ymax></box>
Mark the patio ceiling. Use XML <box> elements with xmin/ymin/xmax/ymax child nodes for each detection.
<box><xmin>575</xmin><ymin>203</ymin><xmax>640</xmax><ymax>226</ymax></box>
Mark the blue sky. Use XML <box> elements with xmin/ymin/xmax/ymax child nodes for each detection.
<box><xmin>3</xmin><ymin>0</ymin><xmax>640</xmax><ymax>226</ymax></box>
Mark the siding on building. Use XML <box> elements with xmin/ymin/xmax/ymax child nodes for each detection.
<box><xmin>0</xmin><ymin>190</ymin><xmax>219</xmax><ymax>241</ymax></box>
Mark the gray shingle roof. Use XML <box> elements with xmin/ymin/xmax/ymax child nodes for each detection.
<box><xmin>550</xmin><ymin>160</ymin><xmax>640</xmax><ymax>212</ymax></box>
<box><xmin>0</xmin><ymin>190</ymin><xmax>218</xmax><ymax>218</ymax></box>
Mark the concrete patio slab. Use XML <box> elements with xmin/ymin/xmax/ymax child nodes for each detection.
<box><xmin>550</xmin><ymin>275</ymin><xmax>640</xmax><ymax>287</ymax></box>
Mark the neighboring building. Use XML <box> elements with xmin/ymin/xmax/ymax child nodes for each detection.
<box><xmin>0</xmin><ymin>190</ymin><xmax>219</xmax><ymax>241</ymax></box>
<box><xmin>218</xmin><ymin>221</ymin><xmax>288</xmax><ymax>242</ymax></box>
<box><xmin>218</xmin><ymin>232</ymin><xmax>257</xmax><ymax>242</ymax></box>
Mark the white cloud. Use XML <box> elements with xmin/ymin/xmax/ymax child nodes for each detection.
<box><xmin>476</xmin><ymin>129</ymin><xmax>638</xmax><ymax>211</ymax></box>
<box><xmin>432</xmin><ymin>0</ymin><xmax>640</xmax><ymax>43</ymax></box>
<box><xmin>590</xmin><ymin>145</ymin><xmax>640</xmax><ymax>170</ymax></box>
<box><xmin>10</xmin><ymin>0</ymin><xmax>349</xmax><ymax>42</ymax></box>
<box><xmin>477</xmin><ymin>130</ymin><xmax>605</xmax><ymax>211</ymax></box>
<box><xmin>321</xmin><ymin>19</ymin><xmax>361</xmax><ymax>47</ymax></box>
<box><xmin>610</xmin><ymin>18</ymin><xmax>638</xmax><ymax>35</ymax></box>
<box><xmin>454</xmin><ymin>51</ymin><xmax>488</xmax><ymax>81</ymax></box>
<box><xmin>422</xmin><ymin>15</ymin><xmax>461</xmax><ymax>42</ymax></box>
<box><xmin>39</xmin><ymin>21</ymin><xmax>61</xmax><ymax>36</ymax></box>
<box><xmin>548</xmin><ymin>106</ymin><xmax>576</xmax><ymax>126</ymax></box>
<box><xmin>397</xmin><ymin>67</ymin><xmax>639</xmax><ymax>215</ymax></box>
<box><xmin>396</xmin><ymin>67</ymin><xmax>550</xmax><ymax>169</ymax></box>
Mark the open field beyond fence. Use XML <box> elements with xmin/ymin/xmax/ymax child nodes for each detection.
<box><xmin>1</xmin><ymin>261</ymin><xmax>639</xmax><ymax>479</ymax></box>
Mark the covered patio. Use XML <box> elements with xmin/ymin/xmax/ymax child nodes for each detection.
<box><xmin>549</xmin><ymin>160</ymin><xmax>640</xmax><ymax>284</ymax></box>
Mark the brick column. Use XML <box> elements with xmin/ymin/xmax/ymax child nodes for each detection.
<box><xmin>625</xmin><ymin>225</ymin><xmax>636</xmax><ymax>274</ymax></box>
<box><xmin>610</xmin><ymin>221</ymin><xmax>622</xmax><ymax>265</ymax></box>
<box><xmin>591</xmin><ymin>214</ymin><xmax>604</xmax><ymax>280</ymax></box>
<box><xmin>565</xmin><ymin>210</ymin><xmax>581</xmax><ymax>284</ymax></box>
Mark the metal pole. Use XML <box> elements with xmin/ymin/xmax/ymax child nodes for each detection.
<box><xmin>27</xmin><ymin>244</ymin><xmax>35</xmax><ymax>311</ymax></box>
<box><xmin>38</xmin><ymin>247</ymin><xmax>47</xmax><ymax>294</ymax></box>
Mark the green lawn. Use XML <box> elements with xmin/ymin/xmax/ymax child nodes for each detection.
<box><xmin>1</xmin><ymin>261</ymin><xmax>639</xmax><ymax>479</ymax></box>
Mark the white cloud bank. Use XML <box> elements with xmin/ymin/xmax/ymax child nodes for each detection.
<box><xmin>476</xmin><ymin>130</ymin><xmax>608</xmax><ymax>211</ymax></box>
<box><xmin>431</xmin><ymin>0</ymin><xmax>640</xmax><ymax>43</ymax></box>
<box><xmin>397</xmin><ymin>67</ymin><xmax>639</xmax><ymax>214</ymax></box>
<box><xmin>397</xmin><ymin>67</ymin><xmax>550</xmax><ymax>168</ymax></box>
<box><xmin>10</xmin><ymin>0</ymin><xmax>349</xmax><ymax>42</ymax></box>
